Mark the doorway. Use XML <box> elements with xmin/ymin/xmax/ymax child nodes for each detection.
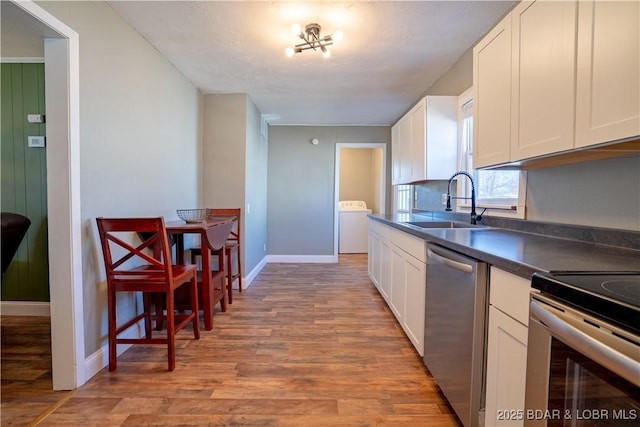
<box><xmin>2</xmin><ymin>0</ymin><xmax>84</xmax><ymax>390</ymax></box>
<box><xmin>333</xmin><ymin>143</ymin><xmax>387</xmax><ymax>258</ymax></box>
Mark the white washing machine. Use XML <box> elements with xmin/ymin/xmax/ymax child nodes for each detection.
<box><xmin>338</xmin><ymin>200</ymin><xmax>372</xmax><ymax>253</ymax></box>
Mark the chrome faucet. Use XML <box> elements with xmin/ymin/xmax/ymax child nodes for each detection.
<box><xmin>446</xmin><ymin>171</ymin><xmax>477</xmax><ymax>224</ymax></box>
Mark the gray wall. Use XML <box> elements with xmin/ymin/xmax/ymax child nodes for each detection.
<box><xmin>203</xmin><ymin>94</ymin><xmax>246</xmax><ymax>209</ymax></box>
<box><xmin>526</xmin><ymin>155</ymin><xmax>640</xmax><ymax>230</ymax></box>
<box><xmin>425</xmin><ymin>48</ymin><xmax>473</xmax><ymax>97</ymax></box>
<box><xmin>202</xmin><ymin>93</ymin><xmax>268</xmax><ymax>277</ymax></box>
<box><xmin>32</xmin><ymin>1</ymin><xmax>202</xmax><ymax>357</ymax></box>
<box><xmin>267</xmin><ymin>126</ymin><xmax>390</xmax><ymax>255</ymax></box>
<box><xmin>244</xmin><ymin>98</ymin><xmax>268</xmax><ymax>272</ymax></box>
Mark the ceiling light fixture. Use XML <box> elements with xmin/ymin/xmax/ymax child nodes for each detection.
<box><xmin>285</xmin><ymin>23</ymin><xmax>343</xmax><ymax>59</ymax></box>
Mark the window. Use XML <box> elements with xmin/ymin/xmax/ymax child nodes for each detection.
<box><xmin>457</xmin><ymin>88</ymin><xmax>526</xmax><ymax>218</ymax></box>
<box><xmin>395</xmin><ymin>184</ymin><xmax>412</xmax><ymax>213</ymax></box>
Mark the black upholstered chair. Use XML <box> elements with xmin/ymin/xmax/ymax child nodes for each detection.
<box><xmin>1</xmin><ymin>212</ymin><xmax>31</xmax><ymax>274</ymax></box>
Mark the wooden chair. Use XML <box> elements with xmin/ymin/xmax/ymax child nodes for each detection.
<box><xmin>190</xmin><ymin>208</ymin><xmax>242</xmax><ymax>303</ymax></box>
<box><xmin>96</xmin><ymin>217</ymin><xmax>200</xmax><ymax>371</ymax></box>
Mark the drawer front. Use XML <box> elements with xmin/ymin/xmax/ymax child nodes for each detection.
<box><xmin>389</xmin><ymin>226</ymin><xmax>425</xmax><ymax>262</ymax></box>
<box><xmin>489</xmin><ymin>267</ymin><xmax>531</xmax><ymax>325</ymax></box>
<box><xmin>369</xmin><ymin>219</ymin><xmax>391</xmax><ymax>240</ymax></box>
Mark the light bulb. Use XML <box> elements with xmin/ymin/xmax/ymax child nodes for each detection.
<box><xmin>332</xmin><ymin>30</ymin><xmax>344</xmax><ymax>42</ymax></box>
<box><xmin>285</xmin><ymin>47</ymin><xmax>294</xmax><ymax>57</ymax></box>
<box><xmin>322</xmin><ymin>48</ymin><xmax>331</xmax><ymax>58</ymax></box>
<box><xmin>291</xmin><ymin>24</ymin><xmax>301</xmax><ymax>36</ymax></box>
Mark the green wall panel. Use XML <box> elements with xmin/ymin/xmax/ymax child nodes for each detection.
<box><xmin>1</xmin><ymin>63</ymin><xmax>49</xmax><ymax>302</ymax></box>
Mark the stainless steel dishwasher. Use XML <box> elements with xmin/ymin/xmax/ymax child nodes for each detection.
<box><xmin>424</xmin><ymin>244</ymin><xmax>488</xmax><ymax>427</ymax></box>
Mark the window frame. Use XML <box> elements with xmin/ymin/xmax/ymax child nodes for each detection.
<box><xmin>394</xmin><ymin>184</ymin><xmax>413</xmax><ymax>214</ymax></box>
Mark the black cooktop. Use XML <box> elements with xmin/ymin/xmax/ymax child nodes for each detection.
<box><xmin>531</xmin><ymin>272</ymin><xmax>640</xmax><ymax>335</ymax></box>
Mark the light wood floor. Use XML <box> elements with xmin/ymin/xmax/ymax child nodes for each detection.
<box><xmin>2</xmin><ymin>254</ymin><xmax>461</xmax><ymax>426</ymax></box>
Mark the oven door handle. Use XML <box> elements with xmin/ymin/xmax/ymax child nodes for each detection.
<box><xmin>530</xmin><ymin>300</ymin><xmax>640</xmax><ymax>387</ymax></box>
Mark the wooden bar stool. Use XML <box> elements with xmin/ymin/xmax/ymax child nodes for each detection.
<box><xmin>190</xmin><ymin>208</ymin><xmax>242</xmax><ymax>303</ymax></box>
<box><xmin>96</xmin><ymin>217</ymin><xmax>200</xmax><ymax>371</ymax></box>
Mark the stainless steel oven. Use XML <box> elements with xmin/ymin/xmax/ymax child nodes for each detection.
<box><xmin>525</xmin><ymin>273</ymin><xmax>640</xmax><ymax>426</ymax></box>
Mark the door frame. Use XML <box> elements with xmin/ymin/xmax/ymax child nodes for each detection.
<box><xmin>333</xmin><ymin>143</ymin><xmax>387</xmax><ymax>259</ymax></box>
<box><xmin>11</xmin><ymin>0</ymin><xmax>85</xmax><ymax>390</ymax></box>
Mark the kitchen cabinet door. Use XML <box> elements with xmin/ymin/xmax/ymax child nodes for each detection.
<box><xmin>510</xmin><ymin>0</ymin><xmax>577</xmax><ymax>161</ymax></box>
<box><xmin>389</xmin><ymin>246</ymin><xmax>406</xmax><ymax>322</ymax></box>
<box><xmin>575</xmin><ymin>0</ymin><xmax>640</xmax><ymax>147</ymax></box>
<box><xmin>485</xmin><ymin>306</ymin><xmax>528</xmax><ymax>427</ymax></box>
<box><xmin>473</xmin><ymin>13</ymin><xmax>512</xmax><ymax>168</ymax></box>
<box><xmin>368</xmin><ymin>221</ymin><xmax>392</xmax><ymax>302</ymax></box>
<box><xmin>398</xmin><ymin>115</ymin><xmax>412</xmax><ymax>184</ymax></box>
<box><xmin>379</xmin><ymin>237</ymin><xmax>392</xmax><ymax>303</ymax></box>
<box><xmin>402</xmin><ymin>254</ymin><xmax>426</xmax><ymax>356</ymax></box>
<box><xmin>410</xmin><ymin>99</ymin><xmax>427</xmax><ymax>183</ymax></box>
<box><xmin>391</xmin><ymin>123</ymin><xmax>401</xmax><ymax>185</ymax></box>
<box><xmin>368</xmin><ymin>230</ymin><xmax>381</xmax><ymax>289</ymax></box>
<box><xmin>424</xmin><ymin>97</ymin><xmax>457</xmax><ymax>180</ymax></box>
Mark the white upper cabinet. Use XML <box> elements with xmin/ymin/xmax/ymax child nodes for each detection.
<box><xmin>473</xmin><ymin>0</ymin><xmax>639</xmax><ymax>169</ymax></box>
<box><xmin>423</xmin><ymin>97</ymin><xmax>458</xmax><ymax>181</ymax></box>
<box><xmin>575</xmin><ymin>0</ymin><xmax>640</xmax><ymax>147</ymax></box>
<box><xmin>391</xmin><ymin>123</ymin><xmax>401</xmax><ymax>185</ymax></box>
<box><xmin>391</xmin><ymin>115</ymin><xmax>411</xmax><ymax>185</ymax></box>
<box><xmin>510</xmin><ymin>0</ymin><xmax>577</xmax><ymax>161</ymax></box>
<box><xmin>399</xmin><ymin>115</ymin><xmax>412</xmax><ymax>183</ymax></box>
<box><xmin>410</xmin><ymin>100</ymin><xmax>427</xmax><ymax>183</ymax></box>
<box><xmin>392</xmin><ymin>96</ymin><xmax>457</xmax><ymax>184</ymax></box>
<box><xmin>473</xmin><ymin>13</ymin><xmax>513</xmax><ymax>168</ymax></box>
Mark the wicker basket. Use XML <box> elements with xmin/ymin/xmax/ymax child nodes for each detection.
<box><xmin>177</xmin><ymin>208</ymin><xmax>209</xmax><ymax>223</ymax></box>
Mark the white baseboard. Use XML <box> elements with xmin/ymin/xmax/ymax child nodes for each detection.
<box><xmin>84</xmin><ymin>323</ymin><xmax>142</xmax><ymax>380</ymax></box>
<box><xmin>0</xmin><ymin>301</ymin><xmax>51</xmax><ymax>316</ymax></box>
<box><xmin>266</xmin><ymin>254</ymin><xmax>338</xmax><ymax>263</ymax></box>
<box><xmin>242</xmin><ymin>257</ymin><xmax>267</xmax><ymax>289</ymax></box>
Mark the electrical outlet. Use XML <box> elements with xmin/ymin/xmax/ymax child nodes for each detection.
<box><xmin>441</xmin><ymin>193</ymin><xmax>447</xmax><ymax>205</ymax></box>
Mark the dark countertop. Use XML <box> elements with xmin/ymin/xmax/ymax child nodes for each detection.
<box><xmin>369</xmin><ymin>213</ymin><xmax>640</xmax><ymax>280</ymax></box>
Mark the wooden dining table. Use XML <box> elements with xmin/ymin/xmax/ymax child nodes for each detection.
<box><xmin>165</xmin><ymin>216</ymin><xmax>236</xmax><ymax>330</ymax></box>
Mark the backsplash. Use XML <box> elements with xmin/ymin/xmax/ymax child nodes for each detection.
<box><xmin>414</xmin><ymin>180</ymin><xmax>455</xmax><ymax>211</ymax></box>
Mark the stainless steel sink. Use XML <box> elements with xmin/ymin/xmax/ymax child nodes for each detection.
<box><xmin>404</xmin><ymin>221</ymin><xmax>486</xmax><ymax>229</ymax></box>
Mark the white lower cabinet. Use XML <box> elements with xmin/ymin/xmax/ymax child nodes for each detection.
<box><xmin>402</xmin><ymin>254</ymin><xmax>426</xmax><ymax>355</ymax></box>
<box><xmin>485</xmin><ymin>306</ymin><xmax>528</xmax><ymax>427</ymax></box>
<box><xmin>368</xmin><ymin>230</ymin><xmax>381</xmax><ymax>289</ymax></box>
<box><xmin>485</xmin><ymin>268</ymin><xmax>532</xmax><ymax>427</ymax></box>
<box><xmin>368</xmin><ymin>219</ymin><xmax>426</xmax><ymax>356</ymax></box>
<box><xmin>389</xmin><ymin>246</ymin><xmax>406</xmax><ymax>320</ymax></box>
<box><xmin>379</xmin><ymin>239</ymin><xmax>392</xmax><ymax>302</ymax></box>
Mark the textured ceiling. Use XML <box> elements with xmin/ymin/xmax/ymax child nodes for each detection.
<box><xmin>109</xmin><ymin>1</ymin><xmax>514</xmax><ymax>126</ymax></box>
